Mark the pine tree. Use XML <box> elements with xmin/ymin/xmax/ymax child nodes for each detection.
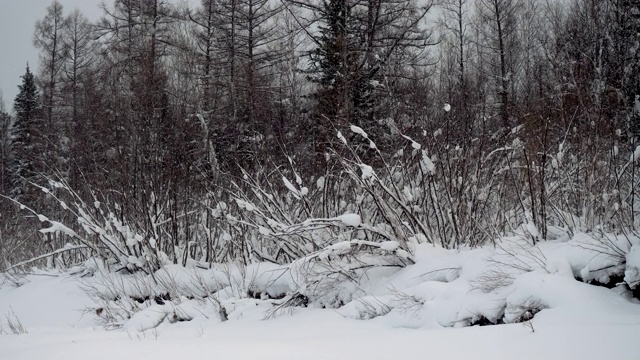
<box><xmin>11</xmin><ymin>65</ymin><xmax>42</xmax><ymax>202</ymax></box>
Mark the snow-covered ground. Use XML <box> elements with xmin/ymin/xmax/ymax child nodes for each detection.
<box><xmin>2</xmin><ymin>236</ymin><xmax>640</xmax><ymax>360</ymax></box>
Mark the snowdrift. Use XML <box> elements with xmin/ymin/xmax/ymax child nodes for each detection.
<box><xmin>4</xmin><ymin>231</ymin><xmax>638</xmax><ymax>332</ymax></box>
<box><xmin>1</xmin><ymin>232</ymin><xmax>640</xmax><ymax>360</ymax></box>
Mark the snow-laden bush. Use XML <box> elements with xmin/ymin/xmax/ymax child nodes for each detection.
<box><xmin>224</xmin><ymin>125</ymin><xmax>517</xmax><ymax>269</ymax></box>
<box><xmin>290</xmin><ymin>239</ymin><xmax>412</xmax><ymax>308</ymax></box>
<box><xmin>79</xmin><ymin>258</ymin><xmax>293</xmax><ymax>329</ymax></box>
<box><xmin>6</xmin><ymin>123</ymin><xmax>640</xmax><ymax>330</ymax></box>
<box><xmin>1</xmin><ymin>179</ymin><xmax>174</xmax><ymax>274</ymax></box>
<box><xmin>8</xmin><ymin>122</ymin><xmax>640</xmax><ymax>273</ymax></box>
<box><xmin>53</xmin><ymin>228</ymin><xmax>639</xmax><ymax>331</ymax></box>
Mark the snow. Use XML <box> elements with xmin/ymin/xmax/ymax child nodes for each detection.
<box><xmin>334</xmin><ymin>213</ymin><xmax>361</xmax><ymax>227</ymax></box>
<box><xmin>39</xmin><ymin>220</ymin><xmax>78</xmax><ymax>237</ymax></box>
<box><xmin>545</xmin><ymin>257</ymin><xmax>574</xmax><ymax>278</ymax></box>
<box><xmin>379</xmin><ymin>241</ymin><xmax>399</xmax><ymax>252</ymax></box>
<box><xmin>421</xmin><ymin>151</ymin><xmax>435</xmax><ymax>174</ymax></box>
<box><xmin>282</xmin><ymin>176</ymin><xmax>306</xmax><ymax>198</ymax></box>
<box><xmin>401</xmin><ymin>134</ymin><xmax>421</xmax><ymax>149</ymax></box>
<box><xmin>526</xmin><ymin>221</ymin><xmax>539</xmax><ymax>238</ymax></box>
<box><xmin>125</xmin><ymin>304</ymin><xmax>170</xmax><ymax>332</ymax></box>
<box><xmin>625</xmin><ymin>245</ymin><xmax>640</xmax><ymax>289</ymax></box>
<box><xmin>329</xmin><ymin>240</ymin><xmax>353</xmax><ymax>252</ymax></box>
<box><xmin>282</xmin><ymin>176</ymin><xmax>299</xmax><ymax>196</ymax></box>
<box><xmin>1</xmin><ymin>235</ymin><xmax>640</xmax><ymax>360</ymax></box>
<box><xmin>359</xmin><ymin>163</ymin><xmax>375</xmax><ymax>180</ymax></box>
<box><xmin>350</xmin><ymin>124</ymin><xmax>368</xmax><ymax>139</ymax></box>
<box><xmin>632</xmin><ymin>145</ymin><xmax>640</xmax><ymax>162</ymax></box>
<box><xmin>258</xmin><ymin>226</ymin><xmax>272</xmax><ymax>235</ymax></box>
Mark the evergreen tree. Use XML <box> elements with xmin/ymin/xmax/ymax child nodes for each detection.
<box><xmin>307</xmin><ymin>0</ymin><xmax>361</xmax><ymax>164</ymax></box>
<box><xmin>311</xmin><ymin>0</ymin><xmax>356</xmax><ymax>119</ymax></box>
<box><xmin>300</xmin><ymin>0</ymin><xmax>434</xmax><ymax>169</ymax></box>
<box><xmin>0</xmin><ymin>103</ymin><xmax>11</xmax><ymax>196</ymax></box>
<box><xmin>11</xmin><ymin>65</ymin><xmax>42</xmax><ymax>202</ymax></box>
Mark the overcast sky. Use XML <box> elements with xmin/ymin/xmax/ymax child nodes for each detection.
<box><xmin>0</xmin><ymin>0</ymin><xmax>103</xmax><ymax>112</ymax></box>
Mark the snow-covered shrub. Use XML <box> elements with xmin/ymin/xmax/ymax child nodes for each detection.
<box><xmin>226</xmin><ymin>125</ymin><xmax>518</xmax><ymax>267</ymax></box>
<box><xmin>2</xmin><ymin>177</ymin><xmax>227</xmax><ymax>274</ymax></box>
<box><xmin>339</xmin><ymin>295</ymin><xmax>394</xmax><ymax>320</ymax></box>
<box><xmin>290</xmin><ymin>239</ymin><xmax>411</xmax><ymax>308</ymax></box>
<box><xmin>7</xmin><ymin>119</ymin><xmax>640</xmax><ymax>331</ymax></box>
<box><xmin>80</xmin><ymin>259</ymin><xmax>292</xmax><ymax>328</ymax></box>
<box><xmin>469</xmin><ymin>268</ymin><xmax>516</xmax><ymax>293</ymax></box>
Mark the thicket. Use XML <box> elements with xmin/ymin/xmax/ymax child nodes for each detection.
<box><xmin>0</xmin><ymin>0</ymin><xmax>639</xmax><ymax>287</ymax></box>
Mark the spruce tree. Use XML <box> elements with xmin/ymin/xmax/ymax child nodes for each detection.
<box><xmin>303</xmin><ymin>0</ymin><xmax>433</xmax><ymax>165</ymax></box>
<box><xmin>310</xmin><ymin>0</ymin><xmax>357</xmax><ymax>122</ymax></box>
<box><xmin>11</xmin><ymin>65</ymin><xmax>42</xmax><ymax>202</ymax></box>
<box><xmin>306</xmin><ymin>0</ymin><xmax>360</xmax><ymax>169</ymax></box>
<box><xmin>0</xmin><ymin>105</ymin><xmax>10</xmax><ymax>196</ymax></box>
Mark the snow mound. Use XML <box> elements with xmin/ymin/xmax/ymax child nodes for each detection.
<box><xmin>2</xmin><ymin>231</ymin><xmax>640</xmax><ymax>360</ymax></box>
<box><xmin>6</xmin><ymin>231</ymin><xmax>639</xmax><ymax>340</ymax></box>
<box><xmin>625</xmin><ymin>245</ymin><xmax>640</xmax><ymax>289</ymax></box>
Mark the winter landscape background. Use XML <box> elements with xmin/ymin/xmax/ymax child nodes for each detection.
<box><xmin>0</xmin><ymin>0</ymin><xmax>640</xmax><ymax>359</ymax></box>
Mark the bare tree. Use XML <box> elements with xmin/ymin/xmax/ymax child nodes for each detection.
<box><xmin>475</xmin><ymin>0</ymin><xmax>519</xmax><ymax>129</ymax></box>
<box><xmin>57</xmin><ymin>9</ymin><xmax>97</xmax><ymax>185</ymax></box>
<box><xmin>33</xmin><ymin>0</ymin><xmax>68</xmax><ymax>175</ymax></box>
<box><xmin>439</xmin><ymin>0</ymin><xmax>471</xmax><ymax>94</ymax></box>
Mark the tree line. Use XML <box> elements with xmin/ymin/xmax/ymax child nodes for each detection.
<box><xmin>0</xmin><ymin>0</ymin><xmax>639</xmax><ymax>269</ymax></box>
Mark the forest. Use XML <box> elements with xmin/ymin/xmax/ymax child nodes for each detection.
<box><xmin>0</xmin><ymin>0</ymin><xmax>639</xmax><ymax>298</ymax></box>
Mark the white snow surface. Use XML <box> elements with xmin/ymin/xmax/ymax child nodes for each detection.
<box><xmin>625</xmin><ymin>244</ymin><xmax>640</xmax><ymax>289</ymax></box>
<box><xmin>334</xmin><ymin>213</ymin><xmax>361</xmax><ymax>227</ymax></box>
<box><xmin>1</xmin><ymin>235</ymin><xmax>640</xmax><ymax>359</ymax></box>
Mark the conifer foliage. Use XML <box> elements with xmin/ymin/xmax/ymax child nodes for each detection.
<box><xmin>0</xmin><ymin>105</ymin><xmax>10</xmax><ymax>197</ymax></box>
<box><xmin>10</xmin><ymin>65</ymin><xmax>42</xmax><ymax>203</ymax></box>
